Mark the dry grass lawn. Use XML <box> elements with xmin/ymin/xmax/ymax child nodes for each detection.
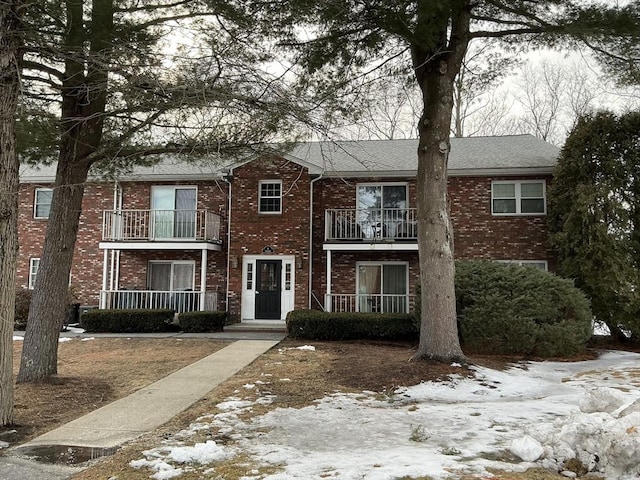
<box><xmin>7</xmin><ymin>337</ymin><xmax>229</xmax><ymax>444</ymax></box>
<box><xmin>2</xmin><ymin>337</ymin><xmax>617</xmax><ymax>480</ymax></box>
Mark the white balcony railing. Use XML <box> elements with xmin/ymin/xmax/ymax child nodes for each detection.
<box><xmin>102</xmin><ymin>209</ymin><xmax>222</xmax><ymax>242</ymax></box>
<box><xmin>325</xmin><ymin>208</ymin><xmax>417</xmax><ymax>241</ymax></box>
<box><xmin>100</xmin><ymin>290</ymin><xmax>219</xmax><ymax>314</ymax></box>
<box><xmin>325</xmin><ymin>294</ymin><xmax>414</xmax><ymax>314</ymax></box>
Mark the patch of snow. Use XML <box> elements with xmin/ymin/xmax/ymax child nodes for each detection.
<box><xmin>12</xmin><ymin>336</ymin><xmax>23</xmax><ymax>341</ymax></box>
<box><xmin>80</xmin><ymin>337</ymin><xmax>95</xmax><ymax>342</ymax></box>
<box><xmin>58</xmin><ymin>337</ymin><xmax>72</xmax><ymax>343</ymax></box>
<box><xmin>511</xmin><ymin>435</ymin><xmax>544</xmax><ymax>461</ymax></box>
<box><xmin>132</xmin><ymin>350</ymin><xmax>640</xmax><ymax>480</ymax></box>
<box><xmin>66</xmin><ymin>326</ymin><xmax>85</xmax><ymax>334</ymax></box>
<box><xmin>0</xmin><ymin>441</ymin><xmax>9</xmax><ymax>449</ymax></box>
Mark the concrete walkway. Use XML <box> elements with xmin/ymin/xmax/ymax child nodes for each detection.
<box><xmin>1</xmin><ymin>339</ymin><xmax>281</xmax><ymax>479</ymax></box>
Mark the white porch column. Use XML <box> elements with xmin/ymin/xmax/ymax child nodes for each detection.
<box><xmin>326</xmin><ymin>249</ymin><xmax>332</xmax><ymax>312</ymax></box>
<box><xmin>200</xmin><ymin>249</ymin><xmax>208</xmax><ymax>311</ymax></box>
<box><xmin>101</xmin><ymin>249</ymin><xmax>109</xmax><ymax>308</ymax></box>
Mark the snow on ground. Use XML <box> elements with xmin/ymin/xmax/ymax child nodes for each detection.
<box><xmin>130</xmin><ymin>349</ymin><xmax>640</xmax><ymax>480</ymax></box>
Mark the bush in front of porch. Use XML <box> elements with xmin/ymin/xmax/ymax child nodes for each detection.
<box><xmin>178</xmin><ymin>311</ymin><xmax>228</xmax><ymax>333</ymax></box>
<box><xmin>286</xmin><ymin>310</ymin><xmax>417</xmax><ymax>341</ymax></box>
<box><xmin>82</xmin><ymin>309</ymin><xmax>177</xmax><ymax>333</ymax></box>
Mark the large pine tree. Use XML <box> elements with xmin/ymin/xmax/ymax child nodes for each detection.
<box><xmin>248</xmin><ymin>0</ymin><xmax>640</xmax><ymax>362</ymax></box>
<box><xmin>548</xmin><ymin>111</ymin><xmax>640</xmax><ymax>343</ymax></box>
<box><xmin>17</xmin><ymin>0</ymin><xmax>307</xmax><ymax>382</ymax></box>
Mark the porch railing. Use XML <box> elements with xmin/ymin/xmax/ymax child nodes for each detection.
<box><xmin>325</xmin><ymin>208</ymin><xmax>417</xmax><ymax>241</ymax></box>
<box><xmin>102</xmin><ymin>209</ymin><xmax>222</xmax><ymax>242</ymax></box>
<box><xmin>100</xmin><ymin>290</ymin><xmax>219</xmax><ymax>313</ymax></box>
<box><xmin>325</xmin><ymin>294</ymin><xmax>414</xmax><ymax>314</ymax></box>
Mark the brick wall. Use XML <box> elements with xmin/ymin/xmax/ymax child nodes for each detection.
<box><xmin>311</xmin><ymin>174</ymin><xmax>555</xmax><ymax>301</ymax></box>
<box><xmin>17</xmin><ymin>160</ymin><xmax>555</xmax><ymax>313</ymax></box>
<box><xmin>227</xmin><ymin>156</ymin><xmax>312</xmax><ymax>311</ymax></box>
<box><xmin>17</xmin><ymin>182</ymin><xmax>113</xmax><ymax>305</ymax></box>
<box><xmin>17</xmin><ymin>179</ymin><xmax>229</xmax><ymax>306</ymax></box>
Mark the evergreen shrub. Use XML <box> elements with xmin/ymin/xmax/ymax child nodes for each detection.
<box><xmin>178</xmin><ymin>311</ymin><xmax>227</xmax><ymax>332</ymax></box>
<box><xmin>286</xmin><ymin>309</ymin><xmax>418</xmax><ymax>340</ymax></box>
<box><xmin>14</xmin><ymin>288</ymin><xmax>32</xmax><ymax>330</ymax></box>
<box><xmin>455</xmin><ymin>260</ymin><xmax>592</xmax><ymax>357</ymax></box>
<box><xmin>82</xmin><ymin>309</ymin><xmax>176</xmax><ymax>333</ymax></box>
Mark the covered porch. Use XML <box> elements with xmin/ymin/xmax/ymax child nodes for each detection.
<box><xmin>98</xmin><ymin>242</ymin><xmax>224</xmax><ymax>313</ymax></box>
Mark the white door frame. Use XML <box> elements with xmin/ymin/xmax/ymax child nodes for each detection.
<box><xmin>242</xmin><ymin>255</ymin><xmax>295</xmax><ymax>320</ymax></box>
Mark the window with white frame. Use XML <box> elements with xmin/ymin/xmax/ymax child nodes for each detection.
<box><xmin>151</xmin><ymin>186</ymin><xmax>197</xmax><ymax>239</ymax></box>
<box><xmin>29</xmin><ymin>258</ymin><xmax>40</xmax><ymax>289</ymax></box>
<box><xmin>357</xmin><ymin>262</ymin><xmax>408</xmax><ymax>313</ymax></box>
<box><xmin>357</xmin><ymin>183</ymin><xmax>408</xmax><ymax>237</ymax></box>
<box><xmin>34</xmin><ymin>188</ymin><xmax>53</xmax><ymax>219</ymax></box>
<box><xmin>258</xmin><ymin>180</ymin><xmax>282</xmax><ymax>213</ymax></box>
<box><xmin>148</xmin><ymin>261</ymin><xmax>195</xmax><ymax>291</ymax></box>
<box><xmin>491</xmin><ymin>180</ymin><xmax>546</xmax><ymax>215</ymax></box>
<box><xmin>496</xmin><ymin>259</ymin><xmax>548</xmax><ymax>271</ymax></box>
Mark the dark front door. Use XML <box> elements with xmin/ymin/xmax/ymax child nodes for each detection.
<box><xmin>255</xmin><ymin>260</ymin><xmax>282</xmax><ymax>319</ymax></box>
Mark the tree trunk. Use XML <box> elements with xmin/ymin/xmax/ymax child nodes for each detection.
<box><xmin>411</xmin><ymin>4</ymin><xmax>469</xmax><ymax>363</ymax></box>
<box><xmin>17</xmin><ymin>0</ymin><xmax>113</xmax><ymax>383</ymax></box>
<box><xmin>16</xmin><ymin>160</ymin><xmax>91</xmax><ymax>382</ymax></box>
<box><xmin>0</xmin><ymin>0</ymin><xmax>23</xmax><ymax>426</ymax></box>
<box><xmin>413</xmin><ymin>69</ymin><xmax>466</xmax><ymax>363</ymax></box>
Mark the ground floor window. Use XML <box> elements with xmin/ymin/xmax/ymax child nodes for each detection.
<box><xmin>148</xmin><ymin>261</ymin><xmax>195</xmax><ymax>291</ymax></box>
<box><xmin>495</xmin><ymin>259</ymin><xmax>548</xmax><ymax>271</ymax></box>
<box><xmin>357</xmin><ymin>262</ymin><xmax>408</xmax><ymax>313</ymax></box>
<box><xmin>29</xmin><ymin>258</ymin><xmax>40</xmax><ymax>289</ymax></box>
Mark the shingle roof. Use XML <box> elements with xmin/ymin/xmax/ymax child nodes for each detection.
<box><xmin>287</xmin><ymin>134</ymin><xmax>559</xmax><ymax>176</ymax></box>
<box><xmin>19</xmin><ymin>134</ymin><xmax>559</xmax><ymax>182</ymax></box>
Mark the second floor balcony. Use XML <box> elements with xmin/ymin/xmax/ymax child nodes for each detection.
<box><xmin>102</xmin><ymin>209</ymin><xmax>222</xmax><ymax>244</ymax></box>
<box><xmin>325</xmin><ymin>208</ymin><xmax>418</xmax><ymax>242</ymax></box>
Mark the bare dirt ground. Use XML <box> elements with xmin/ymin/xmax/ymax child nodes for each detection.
<box><xmin>2</xmin><ymin>337</ymin><xmax>633</xmax><ymax>480</ymax></box>
<box><xmin>5</xmin><ymin>337</ymin><xmax>229</xmax><ymax>444</ymax></box>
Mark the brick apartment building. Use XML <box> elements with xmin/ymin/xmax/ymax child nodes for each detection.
<box><xmin>17</xmin><ymin>135</ymin><xmax>559</xmax><ymax>323</ymax></box>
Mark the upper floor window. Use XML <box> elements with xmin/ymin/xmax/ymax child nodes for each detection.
<box><xmin>259</xmin><ymin>180</ymin><xmax>282</xmax><ymax>214</ymax></box>
<box><xmin>492</xmin><ymin>180</ymin><xmax>546</xmax><ymax>216</ymax></box>
<box><xmin>357</xmin><ymin>183</ymin><xmax>408</xmax><ymax>238</ymax></box>
<box><xmin>151</xmin><ymin>186</ymin><xmax>197</xmax><ymax>239</ymax></box>
<box><xmin>34</xmin><ymin>188</ymin><xmax>53</xmax><ymax>219</ymax></box>
<box><xmin>29</xmin><ymin>258</ymin><xmax>40</xmax><ymax>289</ymax></box>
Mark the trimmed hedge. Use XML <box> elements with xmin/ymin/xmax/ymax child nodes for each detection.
<box><xmin>286</xmin><ymin>309</ymin><xmax>418</xmax><ymax>340</ymax></box>
<box><xmin>82</xmin><ymin>309</ymin><xmax>176</xmax><ymax>333</ymax></box>
<box><xmin>454</xmin><ymin>260</ymin><xmax>593</xmax><ymax>357</ymax></box>
<box><xmin>178</xmin><ymin>311</ymin><xmax>227</xmax><ymax>332</ymax></box>
<box><xmin>14</xmin><ymin>288</ymin><xmax>32</xmax><ymax>330</ymax></box>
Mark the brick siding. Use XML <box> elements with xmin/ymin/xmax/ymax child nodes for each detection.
<box><xmin>17</xmin><ymin>156</ymin><xmax>555</xmax><ymax>313</ymax></box>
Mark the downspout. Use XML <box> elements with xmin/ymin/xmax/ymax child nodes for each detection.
<box><xmin>114</xmin><ymin>181</ymin><xmax>122</xmax><ymax>291</ymax></box>
<box><xmin>221</xmin><ymin>171</ymin><xmax>232</xmax><ymax>319</ymax></box>
<box><xmin>309</xmin><ymin>174</ymin><xmax>323</xmax><ymax>309</ymax></box>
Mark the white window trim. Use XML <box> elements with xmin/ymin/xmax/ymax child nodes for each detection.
<box><xmin>147</xmin><ymin>260</ymin><xmax>196</xmax><ymax>291</ymax></box>
<box><xmin>356</xmin><ymin>182</ymin><xmax>409</xmax><ymax>206</ymax></box>
<box><xmin>258</xmin><ymin>180</ymin><xmax>283</xmax><ymax>214</ymax></box>
<box><xmin>150</xmin><ymin>185</ymin><xmax>198</xmax><ymax>209</ymax></box>
<box><xmin>495</xmin><ymin>259</ymin><xmax>548</xmax><ymax>271</ymax></box>
<box><xmin>29</xmin><ymin>258</ymin><xmax>40</xmax><ymax>289</ymax></box>
<box><xmin>355</xmin><ymin>261</ymin><xmax>410</xmax><ymax>294</ymax></box>
<box><xmin>491</xmin><ymin>180</ymin><xmax>546</xmax><ymax>216</ymax></box>
<box><xmin>34</xmin><ymin>188</ymin><xmax>53</xmax><ymax>219</ymax></box>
